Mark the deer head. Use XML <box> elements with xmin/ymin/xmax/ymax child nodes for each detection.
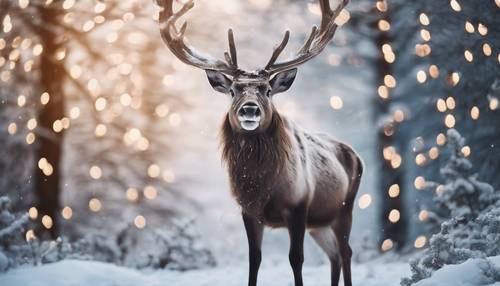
<box><xmin>156</xmin><ymin>0</ymin><xmax>349</xmax><ymax>133</ymax></box>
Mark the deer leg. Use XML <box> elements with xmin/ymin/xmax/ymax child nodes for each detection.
<box><xmin>309</xmin><ymin>227</ymin><xmax>341</xmax><ymax>286</ymax></box>
<box><xmin>333</xmin><ymin>217</ymin><xmax>353</xmax><ymax>286</ymax></box>
<box><xmin>284</xmin><ymin>203</ymin><xmax>307</xmax><ymax>286</ymax></box>
<box><xmin>243</xmin><ymin>213</ymin><xmax>264</xmax><ymax>286</ymax></box>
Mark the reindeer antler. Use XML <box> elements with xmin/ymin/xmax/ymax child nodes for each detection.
<box><xmin>264</xmin><ymin>0</ymin><xmax>349</xmax><ymax>75</ymax></box>
<box><xmin>156</xmin><ymin>0</ymin><xmax>239</xmax><ymax>76</ymax></box>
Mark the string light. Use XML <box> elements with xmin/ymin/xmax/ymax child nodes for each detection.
<box><xmin>7</xmin><ymin>122</ymin><xmax>17</xmax><ymax>135</ymax></box>
<box><xmin>381</xmin><ymin>239</ymin><xmax>393</xmax><ymax>251</ymax></box>
<box><xmin>388</xmin><ymin>184</ymin><xmax>400</xmax><ymax>198</ymax></box>
<box><xmin>414</xmin><ymin>176</ymin><xmax>426</xmax><ymax>190</ymax></box>
<box><xmin>445</xmin><ymin>114</ymin><xmax>456</xmax><ymax>128</ymax></box>
<box><xmin>28</xmin><ymin>207</ymin><xmax>38</xmax><ymax>219</ymax></box>
<box><xmin>358</xmin><ymin>194</ymin><xmax>372</xmax><ymax>209</ymax></box>
<box><xmin>61</xmin><ymin>206</ymin><xmax>73</xmax><ymax>220</ymax></box>
<box><xmin>88</xmin><ymin>198</ymin><xmax>102</xmax><ymax>212</ymax></box>
<box><xmin>470</xmin><ymin>106</ymin><xmax>479</xmax><ymax>120</ymax></box>
<box><xmin>414</xmin><ymin>235</ymin><xmax>427</xmax><ymax>248</ymax></box>
<box><xmin>41</xmin><ymin>215</ymin><xmax>53</xmax><ymax>229</ymax></box>
<box><xmin>330</xmin><ymin>96</ymin><xmax>343</xmax><ymax>110</ymax></box>
<box><xmin>388</xmin><ymin>209</ymin><xmax>400</xmax><ymax>223</ymax></box>
<box><xmin>134</xmin><ymin>215</ymin><xmax>146</xmax><ymax>229</ymax></box>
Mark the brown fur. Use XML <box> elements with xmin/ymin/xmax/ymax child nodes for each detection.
<box><xmin>221</xmin><ymin>110</ymin><xmax>291</xmax><ymax>217</ymax></box>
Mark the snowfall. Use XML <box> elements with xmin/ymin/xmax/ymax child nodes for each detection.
<box><xmin>1</xmin><ymin>1</ymin><xmax>499</xmax><ymax>286</ymax></box>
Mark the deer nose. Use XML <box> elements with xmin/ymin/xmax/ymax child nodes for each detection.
<box><xmin>238</xmin><ymin>102</ymin><xmax>261</xmax><ymax>118</ymax></box>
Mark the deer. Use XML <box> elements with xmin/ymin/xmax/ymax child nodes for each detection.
<box><xmin>155</xmin><ymin>0</ymin><xmax>363</xmax><ymax>285</ymax></box>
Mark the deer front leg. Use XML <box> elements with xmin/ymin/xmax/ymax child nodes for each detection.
<box><xmin>284</xmin><ymin>203</ymin><xmax>307</xmax><ymax>286</ymax></box>
<box><xmin>243</xmin><ymin>213</ymin><xmax>264</xmax><ymax>286</ymax></box>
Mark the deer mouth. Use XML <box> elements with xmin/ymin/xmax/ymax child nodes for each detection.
<box><xmin>238</xmin><ymin>115</ymin><xmax>261</xmax><ymax>131</ymax></box>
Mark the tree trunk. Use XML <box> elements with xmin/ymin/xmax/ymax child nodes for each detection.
<box><xmin>34</xmin><ymin>6</ymin><xmax>65</xmax><ymax>239</ymax></box>
<box><xmin>373</xmin><ymin>14</ymin><xmax>407</xmax><ymax>249</ymax></box>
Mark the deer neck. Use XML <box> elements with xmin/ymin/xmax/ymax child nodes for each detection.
<box><xmin>220</xmin><ymin>112</ymin><xmax>292</xmax><ymax>215</ymax></box>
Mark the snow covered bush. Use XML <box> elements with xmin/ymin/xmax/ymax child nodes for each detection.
<box><xmin>0</xmin><ymin>196</ymin><xmax>29</xmax><ymax>271</ymax></box>
<box><xmin>402</xmin><ymin>129</ymin><xmax>500</xmax><ymax>285</ymax></box>
<box><xmin>0</xmin><ymin>195</ymin><xmax>214</xmax><ymax>272</ymax></box>
<box><xmin>64</xmin><ymin>220</ymin><xmax>216</xmax><ymax>270</ymax></box>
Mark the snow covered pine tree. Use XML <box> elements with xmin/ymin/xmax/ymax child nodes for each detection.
<box><xmin>402</xmin><ymin>129</ymin><xmax>500</xmax><ymax>285</ymax></box>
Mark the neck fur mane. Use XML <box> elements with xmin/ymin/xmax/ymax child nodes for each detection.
<box><xmin>220</xmin><ymin>111</ymin><xmax>291</xmax><ymax>216</ymax></box>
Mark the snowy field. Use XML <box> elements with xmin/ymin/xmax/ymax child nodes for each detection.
<box><xmin>2</xmin><ymin>256</ymin><xmax>500</xmax><ymax>286</ymax></box>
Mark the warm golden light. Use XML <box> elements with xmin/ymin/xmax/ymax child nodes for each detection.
<box><xmin>461</xmin><ymin>146</ymin><xmax>471</xmax><ymax>157</ymax></box>
<box><xmin>390</xmin><ymin>154</ymin><xmax>402</xmax><ymax>169</ymax></box>
<box><xmin>126</xmin><ymin>188</ymin><xmax>139</xmax><ymax>202</ymax></box>
<box><xmin>446</xmin><ymin>97</ymin><xmax>456</xmax><ymax>110</ymax></box>
<box><xmin>428</xmin><ymin>147</ymin><xmax>439</xmax><ymax>159</ymax></box>
<box><xmin>143</xmin><ymin>186</ymin><xmax>158</xmax><ymax>200</ymax></box>
<box><xmin>7</xmin><ymin>122</ymin><xmax>17</xmax><ymax>135</ymax></box>
<box><xmin>436</xmin><ymin>133</ymin><xmax>446</xmax><ymax>145</ymax></box>
<box><xmin>384</xmin><ymin>74</ymin><xmax>396</xmax><ymax>88</ymax></box>
<box><xmin>378</xmin><ymin>85</ymin><xmax>389</xmax><ymax>99</ymax></box>
<box><xmin>464</xmin><ymin>50</ymin><xmax>473</xmax><ymax>62</ymax></box>
<box><xmin>490</xmin><ymin>98</ymin><xmax>498</xmax><ymax>110</ymax></box>
<box><xmin>429</xmin><ymin>65</ymin><xmax>439</xmax><ymax>78</ymax></box>
<box><xmin>381</xmin><ymin>239</ymin><xmax>393</xmax><ymax>251</ymax></box>
<box><xmin>470</xmin><ymin>106</ymin><xmax>479</xmax><ymax>120</ymax></box>
<box><xmin>417</xmin><ymin>70</ymin><xmax>427</xmax><ymax>83</ymax></box>
<box><xmin>89</xmin><ymin>165</ymin><xmax>102</xmax><ymax>179</ymax></box>
<box><xmin>330</xmin><ymin>96</ymin><xmax>343</xmax><ymax>110</ymax></box>
<box><xmin>134</xmin><ymin>215</ymin><xmax>146</xmax><ymax>229</ymax></box>
<box><xmin>420</xmin><ymin>29</ymin><xmax>431</xmax><ymax>42</ymax></box>
<box><xmin>40</xmin><ymin>92</ymin><xmax>50</xmax><ymax>105</ymax></box>
<box><xmin>358</xmin><ymin>194</ymin><xmax>372</xmax><ymax>209</ymax></box>
<box><xmin>42</xmin><ymin>215</ymin><xmax>53</xmax><ymax>229</ymax></box>
<box><xmin>450</xmin><ymin>0</ymin><xmax>461</xmax><ymax>11</ymax></box>
<box><xmin>464</xmin><ymin>21</ymin><xmax>474</xmax><ymax>33</ymax></box>
<box><xmin>388</xmin><ymin>184</ymin><xmax>400</xmax><ymax>198</ymax></box>
<box><xmin>61</xmin><ymin>206</ymin><xmax>72</xmax><ymax>220</ymax></box>
<box><xmin>89</xmin><ymin>198</ymin><xmax>102</xmax><ymax>212</ymax></box>
<box><xmin>28</xmin><ymin>207</ymin><xmax>38</xmax><ymax>220</ymax></box>
<box><xmin>148</xmin><ymin>164</ymin><xmax>161</xmax><ymax>178</ymax></box>
<box><xmin>378</xmin><ymin>19</ymin><xmax>391</xmax><ymax>31</ymax></box>
<box><xmin>415</xmin><ymin>153</ymin><xmax>426</xmax><ymax>166</ymax></box>
<box><xmin>26</xmin><ymin>229</ymin><xmax>35</xmax><ymax>242</ymax></box>
<box><xmin>414</xmin><ymin>235</ymin><xmax>427</xmax><ymax>248</ymax></box>
<box><xmin>414</xmin><ymin>176</ymin><xmax>426</xmax><ymax>190</ymax></box>
<box><xmin>415</xmin><ymin>44</ymin><xmax>431</xmax><ymax>57</ymax></box>
<box><xmin>437</xmin><ymin>98</ymin><xmax>447</xmax><ymax>112</ymax></box>
<box><xmin>418</xmin><ymin>210</ymin><xmax>429</xmax><ymax>221</ymax></box>
<box><xmin>482</xmin><ymin>43</ymin><xmax>492</xmax><ymax>57</ymax></box>
<box><xmin>477</xmin><ymin>23</ymin><xmax>488</xmax><ymax>36</ymax></box>
<box><xmin>388</xmin><ymin>209</ymin><xmax>400</xmax><ymax>223</ymax></box>
<box><xmin>419</xmin><ymin>13</ymin><xmax>429</xmax><ymax>26</ymax></box>
<box><xmin>445</xmin><ymin>114</ymin><xmax>456</xmax><ymax>128</ymax></box>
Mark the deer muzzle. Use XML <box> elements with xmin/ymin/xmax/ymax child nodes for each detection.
<box><xmin>237</xmin><ymin>102</ymin><xmax>261</xmax><ymax>131</ymax></box>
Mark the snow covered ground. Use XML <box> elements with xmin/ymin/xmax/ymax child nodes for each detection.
<box><xmin>1</xmin><ymin>259</ymin><xmax>409</xmax><ymax>286</ymax></box>
<box><xmin>2</xmin><ymin>256</ymin><xmax>499</xmax><ymax>286</ymax></box>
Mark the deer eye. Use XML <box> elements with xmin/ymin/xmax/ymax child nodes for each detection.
<box><xmin>266</xmin><ymin>90</ymin><xmax>271</xmax><ymax>97</ymax></box>
<box><xmin>230</xmin><ymin>90</ymin><xmax>235</xmax><ymax>97</ymax></box>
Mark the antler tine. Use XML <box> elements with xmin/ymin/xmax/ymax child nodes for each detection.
<box><xmin>319</xmin><ymin>0</ymin><xmax>333</xmax><ymax>31</ymax></box>
<box><xmin>156</xmin><ymin>0</ymin><xmax>238</xmax><ymax>76</ymax></box>
<box><xmin>264</xmin><ymin>0</ymin><xmax>350</xmax><ymax>75</ymax></box>
<box><xmin>265</xmin><ymin>30</ymin><xmax>290</xmax><ymax>70</ymax></box>
<box><xmin>227</xmin><ymin>29</ymin><xmax>238</xmax><ymax>67</ymax></box>
<box><xmin>298</xmin><ymin>26</ymin><xmax>318</xmax><ymax>55</ymax></box>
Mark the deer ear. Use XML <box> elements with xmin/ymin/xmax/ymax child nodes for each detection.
<box><xmin>270</xmin><ymin>68</ymin><xmax>297</xmax><ymax>95</ymax></box>
<box><xmin>206</xmin><ymin>70</ymin><xmax>232</xmax><ymax>94</ymax></box>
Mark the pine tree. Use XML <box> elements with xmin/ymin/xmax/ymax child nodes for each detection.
<box><xmin>431</xmin><ymin>129</ymin><xmax>496</xmax><ymax>221</ymax></box>
<box><xmin>402</xmin><ymin>129</ymin><xmax>500</xmax><ymax>285</ymax></box>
